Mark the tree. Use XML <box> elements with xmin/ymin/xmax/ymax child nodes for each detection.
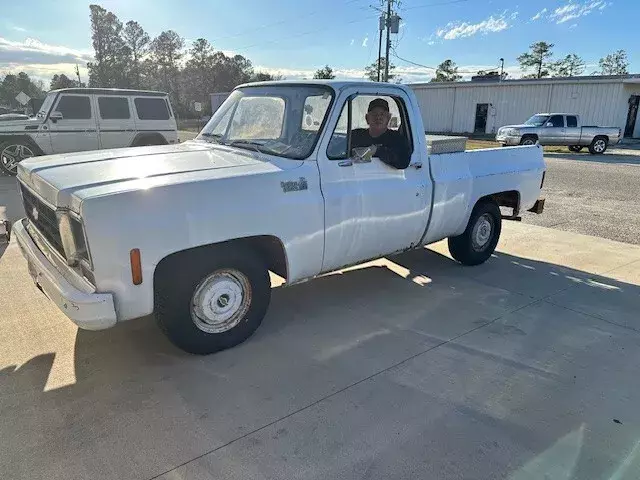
<box><xmin>149</xmin><ymin>30</ymin><xmax>185</xmax><ymax>104</ymax></box>
<box><xmin>476</xmin><ymin>70</ymin><xmax>508</xmax><ymax>80</ymax></box>
<box><xmin>430</xmin><ymin>59</ymin><xmax>462</xmax><ymax>82</ymax></box>
<box><xmin>599</xmin><ymin>50</ymin><xmax>629</xmax><ymax>75</ymax></box>
<box><xmin>552</xmin><ymin>54</ymin><xmax>585</xmax><ymax>77</ymax></box>
<box><xmin>250</xmin><ymin>71</ymin><xmax>284</xmax><ymax>82</ymax></box>
<box><xmin>0</xmin><ymin>72</ymin><xmax>44</xmax><ymax>111</ymax></box>
<box><xmin>86</xmin><ymin>4</ymin><xmax>129</xmax><ymax>87</ymax></box>
<box><xmin>517</xmin><ymin>41</ymin><xmax>555</xmax><ymax>79</ymax></box>
<box><xmin>313</xmin><ymin>65</ymin><xmax>335</xmax><ymax>79</ymax></box>
<box><xmin>364</xmin><ymin>57</ymin><xmax>395</xmax><ymax>82</ymax></box>
<box><xmin>50</xmin><ymin>74</ymin><xmax>79</xmax><ymax>90</ymax></box>
<box><xmin>123</xmin><ymin>20</ymin><xmax>150</xmax><ymax>88</ymax></box>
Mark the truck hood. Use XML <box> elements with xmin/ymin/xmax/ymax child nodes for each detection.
<box><xmin>499</xmin><ymin>124</ymin><xmax>533</xmax><ymax>130</ymax></box>
<box><xmin>17</xmin><ymin>141</ymin><xmax>297</xmax><ymax>211</ymax></box>
<box><xmin>0</xmin><ymin>117</ymin><xmax>42</xmax><ymax>129</ymax></box>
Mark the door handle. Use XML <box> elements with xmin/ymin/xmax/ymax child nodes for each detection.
<box><xmin>338</xmin><ymin>160</ymin><xmax>353</xmax><ymax>167</ymax></box>
<box><xmin>412</xmin><ymin>162</ymin><xmax>423</xmax><ymax>169</ymax></box>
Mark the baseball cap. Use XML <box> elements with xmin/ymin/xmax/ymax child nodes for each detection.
<box><xmin>367</xmin><ymin>98</ymin><xmax>389</xmax><ymax>112</ymax></box>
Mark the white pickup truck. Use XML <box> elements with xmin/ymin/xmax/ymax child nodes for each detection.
<box><xmin>13</xmin><ymin>81</ymin><xmax>545</xmax><ymax>354</ymax></box>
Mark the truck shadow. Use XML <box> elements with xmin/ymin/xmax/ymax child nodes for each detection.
<box><xmin>1</xmin><ymin>247</ymin><xmax>640</xmax><ymax>479</ymax></box>
<box><xmin>545</xmin><ymin>150</ymin><xmax>640</xmax><ymax>165</ymax></box>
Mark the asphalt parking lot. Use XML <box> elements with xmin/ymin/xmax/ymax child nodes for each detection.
<box><xmin>523</xmin><ymin>146</ymin><xmax>640</xmax><ymax>245</ymax></box>
<box><xmin>2</xmin><ymin>144</ymin><xmax>640</xmax><ymax>479</ymax></box>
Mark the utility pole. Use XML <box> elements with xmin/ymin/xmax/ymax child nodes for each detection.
<box><xmin>377</xmin><ymin>14</ymin><xmax>384</xmax><ymax>82</ymax></box>
<box><xmin>499</xmin><ymin>58</ymin><xmax>504</xmax><ymax>81</ymax></box>
<box><xmin>75</xmin><ymin>64</ymin><xmax>82</xmax><ymax>86</ymax></box>
<box><xmin>384</xmin><ymin>0</ymin><xmax>392</xmax><ymax>82</ymax></box>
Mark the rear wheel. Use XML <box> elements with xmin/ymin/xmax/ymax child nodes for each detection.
<box><xmin>589</xmin><ymin>137</ymin><xmax>608</xmax><ymax>155</ymax></box>
<box><xmin>448</xmin><ymin>200</ymin><xmax>502</xmax><ymax>266</ymax></box>
<box><xmin>568</xmin><ymin>145</ymin><xmax>583</xmax><ymax>153</ymax></box>
<box><xmin>0</xmin><ymin>140</ymin><xmax>36</xmax><ymax>176</ymax></box>
<box><xmin>519</xmin><ymin>136</ymin><xmax>537</xmax><ymax>146</ymax></box>
<box><xmin>154</xmin><ymin>245</ymin><xmax>271</xmax><ymax>354</ymax></box>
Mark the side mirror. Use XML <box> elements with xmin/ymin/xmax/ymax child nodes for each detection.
<box><xmin>545</xmin><ymin>122</ymin><xmax>554</xmax><ymax>127</ymax></box>
<box><xmin>389</xmin><ymin>117</ymin><xmax>399</xmax><ymax>129</ymax></box>
<box><xmin>50</xmin><ymin>111</ymin><xmax>63</xmax><ymax>123</ymax></box>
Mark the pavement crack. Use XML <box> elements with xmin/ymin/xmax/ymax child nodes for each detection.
<box><xmin>543</xmin><ymin>299</ymin><xmax>640</xmax><ymax>334</ymax></box>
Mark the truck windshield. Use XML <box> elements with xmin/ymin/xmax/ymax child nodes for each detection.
<box><xmin>36</xmin><ymin>93</ymin><xmax>56</xmax><ymax>118</ymax></box>
<box><xmin>525</xmin><ymin>115</ymin><xmax>550</xmax><ymax>126</ymax></box>
<box><xmin>198</xmin><ymin>85</ymin><xmax>333</xmax><ymax>160</ymax></box>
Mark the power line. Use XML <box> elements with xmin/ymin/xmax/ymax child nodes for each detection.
<box><xmin>400</xmin><ymin>0</ymin><xmax>472</xmax><ymax>11</ymax></box>
<box><xmin>208</xmin><ymin>0</ymin><xmax>369</xmax><ymax>44</ymax></box>
<box><xmin>391</xmin><ymin>48</ymin><xmax>499</xmax><ymax>74</ymax></box>
<box><xmin>235</xmin><ymin>14</ymin><xmax>380</xmax><ymax>51</ymax></box>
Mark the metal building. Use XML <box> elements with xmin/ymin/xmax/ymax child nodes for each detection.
<box><xmin>410</xmin><ymin>75</ymin><xmax>640</xmax><ymax>138</ymax></box>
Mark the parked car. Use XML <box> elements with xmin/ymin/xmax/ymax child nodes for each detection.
<box><xmin>496</xmin><ymin>113</ymin><xmax>621</xmax><ymax>154</ymax></box>
<box><xmin>0</xmin><ymin>88</ymin><xmax>178</xmax><ymax>175</ymax></box>
<box><xmin>13</xmin><ymin>81</ymin><xmax>545</xmax><ymax>354</ymax></box>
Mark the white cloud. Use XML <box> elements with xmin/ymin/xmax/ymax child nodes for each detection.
<box><xmin>254</xmin><ymin>63</ymin><xmax>526</xmax><ymax>84</ymax></box>
<box><xmin>531</xmin><ymin>8</ymin><xmax>547</xmax><ymax>21</ymax></box>
<box><xmin>350</xmin><ymin>39</ymin><xmax>355</xmax><ymax>46</ymax></box>
<box><xmin>435</xmin><ymin>11</ymin><xmax>514</xmax><ymax>40</ymax></box>
<box><xmin>549</xmin><ymin>0</ymin><xmax>610</xmax><ymax>24</ymax></box>
<box><xmin>569</xmin><ymin>23</ymin><xmax>578</xmax><ymax>29</ymax></box>
<box><xmin>362</xmin><ymin>36</ymin><xmax>368</xmax><ymax>47</ymax></box>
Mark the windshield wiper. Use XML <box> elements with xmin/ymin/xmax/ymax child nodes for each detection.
<box><xmin>225</xmin><ymin>140</ymin><xmax>277</xmax><ymax>155</ymax></box>
<box><xmin>198</xmin><ymin>132</ymin><xmax>224</xmax><ymax>144</ymax></box>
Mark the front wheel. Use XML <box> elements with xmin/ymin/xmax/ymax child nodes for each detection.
<box><xmin>519</xmin><ymin>137</ymin><xmax>537</xmax><ymax>146</ymax></box>
<box><xmin>0</xmin><ymin>140</ymin><xmax>37</xmax><ymax>176</ymax></box>
<box><xmin>154</xmin><ymin>246</ymin><xmax>271</xmax><ymax>354</ymax></box>
<box><xmin>448</xmin><ymin>200</ymin><xmax>502</xmax><ymax>266</ymax></box>
<box><xmin>568</xmin><ymin>145</ymin><xmax>583</xmax><ymax>153</ymax></box>
<box><xmin>589</xmin><ymin>137</ymin><xmax>608</xmax><ymax>155</ymax></box>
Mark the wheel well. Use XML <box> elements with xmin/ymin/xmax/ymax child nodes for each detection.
<box><xmin>0</xmin><ymin>135</ymin><xmax>44</xmax><ymax>155</ymax></box>
<box><xmin>522</xmin><ymin>134</ymin><xmax>538</xmax><ymax>140</ymax></box>
<box><xmin>593</xmin><ymin>135</ymin><xmax>609</xmax><ymax>143</ymax></box>
<box><xmin>131</xmin><ymin>132</ymin><xmax>168</xmax><ymax>146</ymax></box>
<box><xmin>154</xmin><ymin>235</ymin><xmax>289</xmax><ymax>285</ymax></box>
<box><xmin>480</xmin><ymin>190</ymin><xmax>520</xmax><ymax>215</ymax></box>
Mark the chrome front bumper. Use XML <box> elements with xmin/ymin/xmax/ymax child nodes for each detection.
<box><xmin>14</xmin><ymin>218</ymin><xmax>117</xmax><ymax>330</ymax></box>
<box><xmin>496</xmin><ymin>135</ymin><xmax>521</xmax><ymax>146</ymax></box>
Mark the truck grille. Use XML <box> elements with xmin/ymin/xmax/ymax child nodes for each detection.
<box><xmin>20</xmin><ymin>183</ymin><xmax>65</xmax><ymax>257</ymax></box>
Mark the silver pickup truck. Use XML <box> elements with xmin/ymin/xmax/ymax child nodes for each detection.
<box><xmin>496</xmin><ymin>113</ymin><xmax>621</xmax><ymax>154</ymax></box>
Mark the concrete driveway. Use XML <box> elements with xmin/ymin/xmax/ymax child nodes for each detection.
<box><xmin>2</xmin><ymin>222</ymin><xmax>640</xmax><ymax>480</ymax></box>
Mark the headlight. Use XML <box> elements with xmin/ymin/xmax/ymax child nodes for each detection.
<box><xmin>57</xmin><ymin>212</ymin><xmax>90</xmax><ymax>267</ymax></box>
<box><xmin>507</xmin><ymin>128</ymin><xmax>520</xmax><ymax>136</ymax></box>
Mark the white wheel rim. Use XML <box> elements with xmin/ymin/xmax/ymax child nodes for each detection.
<box><xmin>472</xmin><ymin>213</ymin><xmax>493</xmax><ymax>251</ymax></box>
<box><xmin>1</xmin><ymin>144</ymin><xmax>34</xmax><ymax>172</ymax></box>
<box><xmin>522</xmin><ymin>139</ymin><xmax>535</xmax><ymax>145</ymax></box>
<box><xmin>191</xmin><ymin>269</ymin><xmax>252</xmax><ymax>334</ymax></box>
<box><xmin>594</xmin><ymin>140</ymin><xmax>606</xmax><ymax>153</ymax></box>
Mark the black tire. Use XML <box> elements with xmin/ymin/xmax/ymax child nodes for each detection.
<box><xmin>154</xmin><ymin>245</ymin><xmax>271</xmax><ymax>354</ymax></box>
<box><xmin>448</xmin><ymin>200</ymin><xmax>502</xmax><ymax>266</ymax></box>
<box><xmin>568</xmin><ymin>145</ymin><xmax>583</xmax><ymax>152</ymax></box>
<box><xmin>519</xmin><ymin>136</ymin><xmax>537</xmax><ymax>146</ymax></box>
<box><xmin>588</xmin><ymin>137</ymin><xmax>608</xmax><ymax>155</ymax></box>
<box><xmin>0</xmin><ymin>140</ymin><xmax>38</xmax><ymax>176</ymax></box>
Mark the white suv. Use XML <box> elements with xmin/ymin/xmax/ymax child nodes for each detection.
<box><xmin>0</xmin><ymin>88</ymin><xmax>178</xmax><ymax>175</ymax></box>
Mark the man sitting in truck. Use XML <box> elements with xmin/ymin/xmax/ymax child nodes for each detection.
<box><xmin>350</xmin><ymin>98</ymin><xmax>411</xmax><ymax>169</ymax></box>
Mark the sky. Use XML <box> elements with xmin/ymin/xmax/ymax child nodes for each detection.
<box><xmin>1</xmin><ymin>0</ymin><xmax>638</xmax><ymax>85</ymax></box>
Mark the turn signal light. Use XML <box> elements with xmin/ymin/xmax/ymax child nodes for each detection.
<box><xmin>130</xmin><ymin>248</ymin><xmax>143</xmax><ymax>285</ymax></box>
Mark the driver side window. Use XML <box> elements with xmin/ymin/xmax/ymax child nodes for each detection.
<box><xmin>326</xmin><ymin>94</ymin><xmax>410</xmax><ymax>160</ymax></box>
<box><xmin>548</xmin><ymin>115</ymin><xmax>564</xmax><ymax>128</ymax></box>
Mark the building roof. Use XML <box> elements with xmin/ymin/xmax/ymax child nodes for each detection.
<box><xmin>409</xmin><ymin>73</ymin><xmax>640</xmax><ymax>89</ymax></box>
